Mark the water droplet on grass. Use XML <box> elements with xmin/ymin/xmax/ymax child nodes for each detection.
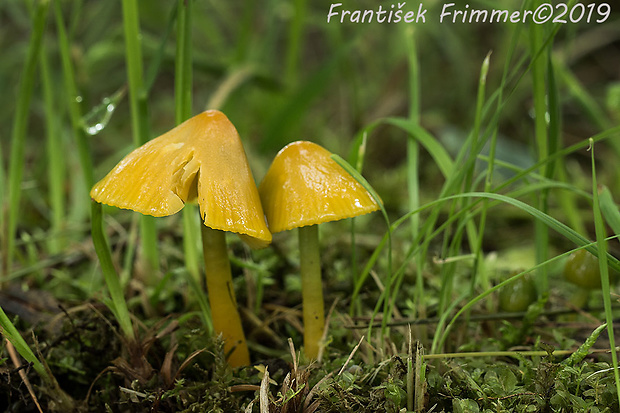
<box><xmin>81</xmin><ymin>87</ymin><xmax>126</xmax><ymax>136</ymax></box>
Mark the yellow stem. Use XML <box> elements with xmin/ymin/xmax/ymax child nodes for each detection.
<box><xmin>299</xmin><ymin>224</ymin><xmax>324</xmax><ymax>359</ymax></box>
<box><xmin>201</xmin><ymin>226</ymin><xmax>250</xmax><ymax>367</ymax></box>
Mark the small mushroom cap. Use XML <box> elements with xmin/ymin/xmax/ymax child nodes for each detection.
<box><xmin>564</xmin><ymin>249</ymin><xmax>602</xmax><ymax>289</ymax></box>
<box><xmin>90</xmin><ymin>110</ymin><xmax>271</xmax><ymax>249</ymax></box>
<box><xmin>258</xmin><ymin>141</ymin><xmax>379</xmax><ymax>233</ymax></box>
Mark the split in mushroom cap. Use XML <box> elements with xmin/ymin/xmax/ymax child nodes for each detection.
<box><xmin>258</xmin><ymin>140</ymin><xmax>379</xmax><ymax>232</ymax></box>
<box><xmin>90</xmin><ymin>110</ymin><xmax>271</xmax><ymax>249</ymax></box>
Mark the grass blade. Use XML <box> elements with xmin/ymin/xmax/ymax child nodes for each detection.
<box><xmin>529</xmin><ymin>3</ymin><xmax>551</xmax><ymax>293</ymax></box>
<box><xmin>403</xmin><ymin>24</ymin><xmax>427</xmax><ymax>330</ymax></box>
<box><xmin>91</xmin><ymin>201</ymin><xmax>135</xmax><ymax>340</ymax></box>
<box><xmin>599</xmin><ymin>186</ymin><xmax>620</xmax><ymax>238</ymax></box>
<box><xmin>121</xmin><ymin>0</ymin><xmax>159</xmax><ymax>275</ymax></box>
<box><xmin>0</xmin><ymin>306</ymin><xmax>48</xmax><ymax>381</ymax></box>
<box><xmin>40</xmin><ymin>36</ymin><xmax>65</xmax><ymax>254</ymax></box>
<box><xmin>54</xmin><ymin>0</ymin><xmax>93</xmax><ymax>189</ymax></box>
<box><xmin>4</xmin><ymin>0</ymin><xmax>49</xmax><ymax>276</ymax></box>
<box><xmin>331</xmin><ymin>154</ymin><xmax>392</xmax><ymax>341</ymax></box>
<box><xmin>175</xmin><ymin>0</ymin><xmax>200</xmax><ymax>283</ymax></box>
<box><xmin>590</xmin><ymin>140</ymin><xmax>620</xmax><ymax>408</ymax></box>
<box><xmin>384</xmin><ymin>118</ymin><xmax>454</xmax><ymax>178</ymax></box>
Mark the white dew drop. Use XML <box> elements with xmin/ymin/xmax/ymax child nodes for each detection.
<box><xmin>82</xmin><ymin>88</ymin><xmax>125</xmax><ymax>136</ymax></box>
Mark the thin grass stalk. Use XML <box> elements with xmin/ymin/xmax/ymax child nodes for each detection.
<box><xmin>545</xmin><ymin>52</ymin><xmax>561</xmax><ymax>186</ymax></box>
<box><xmin>175</xmin><ymin>0</ymin><xmax>192</xmax><ymax>120</ymax></box>
<box><xmin>175</xmin><ymin>0</ymin><xmax>200</xmax><ymax>283</ymax></box>
<box><xmin>54</xmin><ymin>1</ymin><xmax>93</xmax><ymax>189</ymax></box>
<box><xmin>544</xmin><ymin>53</ymin><xmax>567</xmax><ymax>238</ymax></box>
<box><xmin>413</xmin><ymin>86</ymin><xmax>492</xmax><ymax>321</ymax></box>
<box><xmin>475</xmin><ymin>98</ymin><xmax>503</xmax><ymax>295</ymax></box>
<box><xmin>437</xmin><ymin>215</ymin><xmax>470</xmax><ymax>325</ymax></box>
<box><xmin>426</xmin><ymin>126</ymin><xmax>475</xmax><ymax>317</ymax></box>
<box><xmin>433</xmin><ymin>119</ymin><xmax>487</xmax><ymax>321</ymax></box>
<box><xmin>41</xmin><ymin>37</ymin><xmax>65</xmax><ymax>254</ymax></box>
<box><xmin>0</xmin><ymin>311</ymin><xmax>75</xmax><ymax>408</ymax></box>
<box><xmin>549</xmin><ymin>56</ymin><xmax>586</xmax><ymax>234</ymax></box>
<box><xmin>120</xmin><ymin>215</ymin><xmax>139</xmax><ymax>286</ymax></box>
<box><xmin>0</xmin><ymin>305</ymin><xmax>48</xmax><ymax>380</ymax></box>
<box><xmin>406</xmin><ymin>329</ymin><xmax>414</xmax><ymax>411</ymax></box>
<box><xmin>403</xmin><ymin>25</ymin><xmax>425</xmax><ymax>325</ymax></box>
<box><xmin>232</xmin><ymin>0</ymin><xmax>254</xmax><ymax>63</ymax></box>
<box><xmin>589</xmin><ymin>140</ymin><xmax>620</xmax><ymax>407</ymax></box>
<box><xmin>183</xmin><ymin>268</ymin><xmax>214</xmax><ymax>335</ymax></box>
<box><xmin>117</xmin><ymin>1</ymin><xmax>176</xmax><ymax>283</ymax></box>
<box><xmin>461</xmin><ymin>53</ymin><xmax>490</xmax><ymax>201</ymax></box>
<box><xmin>145</xmin><ymin>2</ymin><xmax>178</xmax><ymax>94</ymax></box>
<box><xmin>67</xmin><ymin>0</ymin><xmax>83</xmax><ymax>37</ymax></box>
<box><xmin>349</xmin><ymin>133</ymin><xmax>368</xmax><ymax>316</ymax></box>
<box><xmin>555</xmin><ymin>58</ymin><xmax>611</xmax><ymax>233</ymax></box>
<box><xmin>331</xmin><ymin>155</ymin><xmax>392</xmax><ymax>343</ymax></box>
<box><xmin>473</xmin><ymin>23</ymin><xmax>522</xmax><ymax>300</ymax></box>
<box><xmin>4</xmin><ymin>0</ymin><xmax>50</xmax><ymax>278</ymax></box>
<box><xmin>285</xmin><ymin>0</ymin><xmax>306</xmax><ymax>85</ymax></box>
<box><xmin>121</xmin><ymin>0</ymin><xmax>159</xmax><ymax>276</ymax></box>
<box><xmin>420</xmin><ymin>185</ymin><xmax>457</xmax><ymax>323</ymax></box>
<box><xmin>557</xmin><ymin>58</ymin><xmax>614</xmax><ymax>131</ymax></box>
<box><xmin>466</xmin><ymin>52</ymin><xmax>490</xmax><ymax>297</ymax></box>
<box><xmin>54</xmin><ymin>2</ymin><xmax>91</xmax><ymax>237</ymax></box>
<box><xmin>599</xmin><ymin>187</ymin><xmax>620</xmax><ymax>236</ymax></box>
<box><xmin>529</xmin><ymin>1</ymin><xmax>550</xmax><ymax>293</ymax></box>
<box><xmin>121</xmin><ymin>0</ymin><xmax>148</xmax><ymax>147</ymax></box>
<box><xmin>91</xmin><ymin>201</ymin><xmax>135</xmax><ymax>340</ymax></box>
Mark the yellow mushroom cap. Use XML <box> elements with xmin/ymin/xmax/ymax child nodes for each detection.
<box><xmin>258</xmin><ymin>141</ymin><xmax>379</xmax><ymax>233</ymax></box>
<box><xmin>90</xmin><ymin>110</ymin><xmax>271</xmax><ymax>249</ymax></box>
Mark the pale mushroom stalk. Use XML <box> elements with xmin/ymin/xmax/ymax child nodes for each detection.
<box><xmin>201</xmin><ymin>226</ymin><xmax>250</xmax><ymax>367</ymax></box>
<box><xmin>298</xmin><ymin>224</ymin><xmax>324</xmax><ymax>359</ymax></box>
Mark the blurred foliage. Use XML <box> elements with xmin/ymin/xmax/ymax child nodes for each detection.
<box><xmin>1</xmin><ymin>0</ymin><xmax>620</xmax><ymax>411</ymax></box>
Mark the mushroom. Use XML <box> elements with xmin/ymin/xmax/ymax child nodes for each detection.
<box><xmin>258</xmin><ymin>141</ymin><xmax>379</xmax><ymax>359</ymax></box>
<box><xmin>498</xmin><ymin>274</ymin><xmax>537</xmax><ymax>313</ymax></box>
<box><xmin>564</xmin><ymin>249</ymin><xmax>602</xmax><ymax>290</ymax></box>
<box><xmin>91</xmin><ymin>109</ymin><xmax>271</xmax><ymax>367</ymax></box>
<box><xmin>563</xmin><ymin>249</ymin><xmax>617</xmax><ymax>308</ymax></box>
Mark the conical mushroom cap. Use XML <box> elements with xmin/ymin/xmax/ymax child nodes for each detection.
<box><xmin>258</xmin><ymin>141</ymin><xmax>379</xmax><ymax>233</ymax></box>
<box><xmin>90</xmin><ymin>110</ymin><xmax>271</xmax><ymax>249</ymax></box>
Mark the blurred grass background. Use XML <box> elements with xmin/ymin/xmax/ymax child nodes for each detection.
<box><xmin>1</xmin><ymin>0</ymin><xmax>620</xmax><ymax>410</ymax></box>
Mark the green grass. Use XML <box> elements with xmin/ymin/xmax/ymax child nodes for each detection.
<box><xmin>590</xmin><ymin>139</ymin><xmax>620</xmax><ymax>403</ymax></box>
<box><xmin>121</xmin><ymin>0</ymin><xmax>160</xmax><ymax>277</ymax></box>
<box><xmin>1</xmin><ymin>0</ymin><xmax>620</xmax><ymax>411</ymax></box>
<box><xmin>4</xmin><ymin>0</ymin><xmax>50</xmax><ymax>276</ymax></box>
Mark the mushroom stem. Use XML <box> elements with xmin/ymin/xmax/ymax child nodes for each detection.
<box><xmin>200</xmin><ymin>226</ymin><xmax>250</xmax><ymax>367</ymax></box>
<box><xmin>298</xmin><ymin>224</ymin><xmax>325</xmax><ymax>359</ymax></box>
